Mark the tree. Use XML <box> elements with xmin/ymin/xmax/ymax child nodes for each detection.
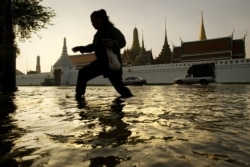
<box><xmin>0</xmin><ymin>0</ymin><xmax>55</xmax><ymax>91</ymax></box>
<box><xmin>12</xmin><ymin>0</ymin><xmax>56</xmax><ymax>41</ymax></box>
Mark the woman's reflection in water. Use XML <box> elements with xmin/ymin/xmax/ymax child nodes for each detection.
<box><xmin>81</xmin><ymin>97</ymin><xmax>132</xmax><ymax>167</ymax></box>
<box><xmin>98</xmin><ymin>97</ymin><xmax>131</xmax><ymax>147</ymax></box>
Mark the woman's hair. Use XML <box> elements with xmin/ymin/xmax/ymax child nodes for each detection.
<box><xmin>91</xmin><ymin>9</ymin><xmax>114</xmax><ymax>27</ymax></box>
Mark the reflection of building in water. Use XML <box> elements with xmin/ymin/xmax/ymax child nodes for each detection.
<box><xmin>16</xmin><ymin>13</ymin><xmax>250</xmax><ymax>86</ymax></box>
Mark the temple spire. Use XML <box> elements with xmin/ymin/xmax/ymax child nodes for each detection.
<box><xmin>199</xmin><ymin>11</ymin><xmax>207</xmax><ymax>40</ymax></box>
<box><xmin>139</xmin><ymin>30</ymin><xmax>146</xmax><ymax>56</ymax></box>
<box><xmin>36</xmin><ymin>55</ymin><xmax>41</xmax><ymax>73</ymax></box>
<box><xmin>131</xmin><ymin>26</ymin><xmax>141</xmax><ymax>58</ymax></box>
<box><xmin>62</xmin><ymin>37</ymin><xmax>68</xmax><ymax>56</ymax></box>
<box><xmin>164</xmin><ymin>17</ymin><xmax>169</xmax><ymax>46</ymax></box>
<box><xmin>141</xmin><ymin>30</ymin><xmax>145</xmax><ymax>51</ymax></box>
<box><xmin>131</xmin><ymin>26</ymin><xmax>140</xmax><ymax>50</ymax></box>
<box><xmin>154</xmin><ymin>18</ymin><xmax>172</xmax><ymax>64</ymax></box>
<box><xmin>53</xmin><ymin>37</ymin><xmax>75</xmax><ymax>70</ymax></box>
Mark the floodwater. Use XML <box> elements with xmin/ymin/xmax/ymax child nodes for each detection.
<box><xmin>0</xmin><ymin>84</ymin><xmax>250</xmax><ymax>167</ymax></box>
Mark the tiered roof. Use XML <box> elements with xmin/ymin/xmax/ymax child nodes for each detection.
<box><xmin>70</xmin><ymin>54</ymin><xmax>96</xmax><ymax>69</ymax></box>
<box><xmin>180</xmin><ymin>36</ymin><xmax>233</xmax><ymax>62</ymax></box>
<box><xmin>172</xmin><ymin>13</ymin><xmax>246</xmax><ymax>63</ymax></box>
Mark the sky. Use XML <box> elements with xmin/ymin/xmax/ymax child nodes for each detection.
<box><xmin>16</xmin><ymin>0</ymin><xmax>250</xmax><ymax>73</ymax></box>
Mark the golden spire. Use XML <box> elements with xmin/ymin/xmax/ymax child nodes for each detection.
<box><xmin>199</xmin><ymin>11</ymin><xmax>207</xmax><ymax>40</ymax></box>
<box><xmin>164</xmin><ymin>17</ymin><xmax>169</xmax><ymax>46</ymax></box>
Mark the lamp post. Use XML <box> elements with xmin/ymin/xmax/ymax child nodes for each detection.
<box><xmin>1</xmin><ymin>0</ymin><xmax>16</xmax><ymax>92</ymax></box>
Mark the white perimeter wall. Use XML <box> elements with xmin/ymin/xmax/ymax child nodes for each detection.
<box><xmin>16</xmin><ymin>72</ymin><xmax>54</xmax><ymax>86</ymax></box>
<box><xmin>16</xmin><ymin>59</ymin><xmax>250</xmax><ymax>86</ymax></box>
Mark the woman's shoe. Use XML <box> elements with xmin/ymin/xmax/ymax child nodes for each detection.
<box><xmin>75</xmin><ymin>92</ymin><xmax>83</xmax><ymax>101</ymax></box>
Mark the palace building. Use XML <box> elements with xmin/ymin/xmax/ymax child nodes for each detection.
<box><xmin>16</xmin><ymin>13</ymin><xmax>248</xmax><ymax>86</ymax></box>
<box><xmin>172</xmin><ymin>13</ymin><xmax>246</xmax><ymax>63</ymax></box>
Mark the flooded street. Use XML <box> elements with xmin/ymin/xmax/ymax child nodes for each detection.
<box><xmin>1</xmin><ymin>85</ymin><xmax>250</xmax><ymax>167</ymax></box>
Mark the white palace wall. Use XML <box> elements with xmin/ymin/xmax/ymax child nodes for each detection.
<box><xmin>16</xmin><ymin>58</ymin><xmax>250</xmax><ymax>86</ymax></box>
<box><xmin>16</xmin><ymin>72</ymin><xmax>53</xmax><ymax>86</ymax></box>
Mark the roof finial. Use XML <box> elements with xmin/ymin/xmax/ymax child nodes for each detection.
<box><xmin>244</xmin><ymin>30</ymin><xmax>248</xmax><ymax>39</ymax></box>
<box><xmin>232</xmin><ymin>28</ymin><xmax>235</xmax><ymax>37</ymax></box>
<box><xmin>179</xmin><ymin>36</ymin><xmax>183</xmax><ymax>44</ymax></box>
<box><xmin>171</xmin><ymin>41</ymin><xmax>175</xmax><ymax>48</ymax></box>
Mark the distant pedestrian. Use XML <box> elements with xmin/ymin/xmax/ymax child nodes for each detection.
<box><xmin>72</xmin><ymin>9</ymin><xmax>133</xmax><ymax>100</ymax></box>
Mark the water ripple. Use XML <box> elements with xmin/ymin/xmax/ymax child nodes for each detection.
<box><xmin>0</xmin><ymin>85</ymin><xmax>250</xmax><ymax>166</ymax></box>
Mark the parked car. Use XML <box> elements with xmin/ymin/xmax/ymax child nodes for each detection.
<box><xmin>124</xmin><ymin>76</ymin><xmax>147</xmax><ymax>85</ymax></box>
<box><xmin>174</xmin><ymin>63</ymin><xmax>216</xmax><ymax>85</ymax></box>
<box><xmin>174</xmin><ymin>74</ymin><xmax>215</xmax><ymax>85</ymax></box>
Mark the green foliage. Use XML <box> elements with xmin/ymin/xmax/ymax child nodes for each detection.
<box><xmin>12</xmin><ymin>0</ymin><xmax>56</xmax><ymax>41</ymax></box>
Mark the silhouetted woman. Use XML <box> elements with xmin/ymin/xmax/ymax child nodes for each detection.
<box><xmin>72</xmin><ymin>9</ymin><xmax>133</xmax><ymax>100</ymax></box>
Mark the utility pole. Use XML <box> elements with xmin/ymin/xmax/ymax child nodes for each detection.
<box><xmin>1</xmin><ymin>0</ymin><xmax>16</xmax><ymax>92</ymax></box>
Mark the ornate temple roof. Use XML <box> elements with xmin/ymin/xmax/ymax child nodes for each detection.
<box><xmin>69</xmin><ymin>54</ymin><xmax>96</xmax><ymax>69</ymax></box>
<box><xmin>172</xmin><ymin>12</ymin><xmax>246</xmax><ymax>62</ymax></box>
<box><xmin>181</xmin><ymin>36</ymin><xmax>233</xmax><ymax>55</ymax></box>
